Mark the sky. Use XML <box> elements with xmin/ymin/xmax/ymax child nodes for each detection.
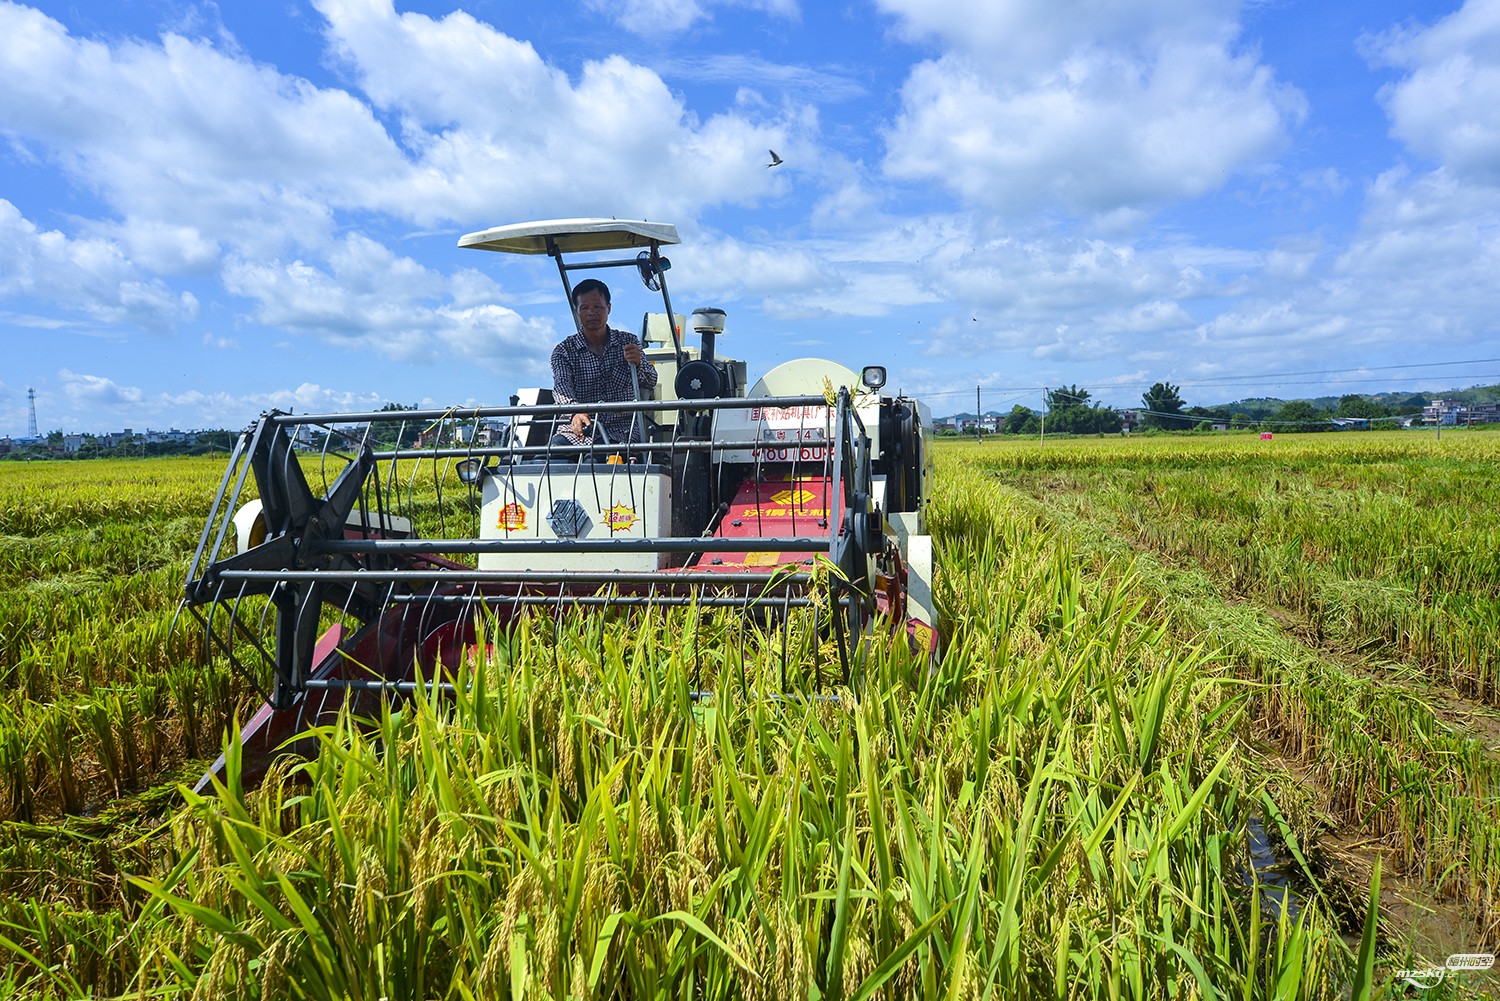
<box><xmin>3</xmin><ymin>0</ymin><xmax>1499</xmax><ymax>435</ymax></box>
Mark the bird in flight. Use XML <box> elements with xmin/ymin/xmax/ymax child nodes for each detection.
<box><xmin>767</xmin><ymin>149</ymin><xmax>784</xmax><ymax>168</ymax></box>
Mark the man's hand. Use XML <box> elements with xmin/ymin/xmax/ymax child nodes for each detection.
<box><xmin>570</xmin><ymin>412</ymin><xmax>592</xmax><ymax>436</ymax></box>
<box><xmin>622</xmin><ymin>342</ymin><xmax>643</xmax><ymax>366</ymax></box>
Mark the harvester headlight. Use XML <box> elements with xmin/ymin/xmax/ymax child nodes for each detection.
<box><xmin>861</xmin><ymin>365</ymin><xmax>887</xmax><ymax>390</ymax></box>
<box><xmin>456</xmin><ymin>458</ymin><xmax>490</xmax><ymax>484</ymax></box>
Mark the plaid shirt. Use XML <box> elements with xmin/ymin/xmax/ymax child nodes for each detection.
<box><xmin>550</xmin><ymin>328</ymin><xmax>658</xmax><ymax>445</ymax></box>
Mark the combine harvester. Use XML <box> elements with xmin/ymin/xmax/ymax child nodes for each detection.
<box><xmin>181</xmin><ymin>219</ymin><xmax>937</xmax><ymax>788</ymax></box>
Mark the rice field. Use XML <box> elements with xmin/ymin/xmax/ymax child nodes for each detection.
<box><xmin>0</xmin><ymin>429</ymin><xmax>1496</xmax><ymax>998</ymax></box>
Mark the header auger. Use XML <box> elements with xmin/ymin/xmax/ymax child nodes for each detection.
<box><xmin>180</xmin><ymin>218</ymin><xmax>937</xmax><ymax>790</ymax></box>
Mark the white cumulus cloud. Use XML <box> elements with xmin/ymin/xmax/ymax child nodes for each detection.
<box><xmin>0</xmin><ymin>199</ymin><xmax>196</xmax><ymax>333</ymax></box>
<box><xmin>878</xmin><ymin>0</ymin><xmax>1304</xmax><ymax>219</ymax></box>
<box><xmin>60</xmin><ymin>369</ymin><xmax>145</xmax><ymax>406</ymax></box>
<box><xmin>581</xmin><ymin>0</ymin><xmax>799</xmax><ymax>36</ymax></box>
<box><xmin>0</xmin><ymin>2</ymin><xmax>407</xmax><ymax>259</ymax></box>
<box><xmin>1369</xmin><ymin>0</ymin><xmax>1500</xmax><ymax>184</ymax></box>
<box><xmin>313</xmin><ymin>0</ymin><xmax>801</xmax><ymax>225</ymax></box>
<box><xmin>222</xmin><ymin>232</ymin><xmax>558</xmax><ymax>377</ymax></box>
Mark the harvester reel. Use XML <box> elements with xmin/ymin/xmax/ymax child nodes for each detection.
<box><xmin>189</xmin><ymin>415</ymin><xmax>383</xmax><ymax>709</ymax></box>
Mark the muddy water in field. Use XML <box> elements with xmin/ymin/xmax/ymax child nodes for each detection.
<box><xmin>1243</xmin><ymin>816</ymin><xmax>1305</xmax><ymax>921</ymax></box>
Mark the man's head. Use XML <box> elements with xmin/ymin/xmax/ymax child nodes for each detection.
<box><xmin>571</xmin><ymin>279</ymin><xmax>611</xmax><ymax>307</ymax></box>
<box><xmin>572</xmin><ymin>278</ymin><xmax>612</xmax><ymax>340</ymax></box>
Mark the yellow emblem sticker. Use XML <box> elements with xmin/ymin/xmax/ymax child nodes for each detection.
<box><xmin>770</xmin><ymin>488</ymin><xmax>814</xmax><ymax>506</ymax></box>
<box><xmin>604</xmin><ymin>503</ymin><xmax>638</xmax><ymax>532</ymax></box>
<box><xmin>498</xmin><ymin>502</ymin><xmax>526</xmax><ymax>531</ymax></box>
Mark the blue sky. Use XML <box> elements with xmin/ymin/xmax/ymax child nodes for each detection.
<box><xmin>3</xmin><ymin>0</ymin><xmax>1498</xmax><ymax>434</ymax></box>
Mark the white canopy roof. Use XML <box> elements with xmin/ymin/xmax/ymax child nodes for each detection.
<box><xmin>458</xmin><ymin>218</ymin><xmax>680</xmax><ymax>255</ymax></box>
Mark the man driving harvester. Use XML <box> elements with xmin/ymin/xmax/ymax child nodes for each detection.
<box><xmin>548</xmin><ymin>278</ymin><xmax>658</xmax><ymax>455</ymax></box>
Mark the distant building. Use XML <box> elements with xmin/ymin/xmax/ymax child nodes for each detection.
<box><xmin>290</xmin><ymin>425</ymin><xmax>321</xmax><ymax>450</ymax></box>
<box><xmin>0</xmin><ymin>426</ymin><xmax>221</xmax><ymax>455</ymax></box>
<box><xmin>1423</xmin><ymin>400</ymin><xmax>1499</xmax><ymax>425</ymax></box>
<box><xmin>453</xmin><ymin>423</ymin><xmax>503</xmax><ymax>447</ymax></box>
<box><xmin>139</xmin><ymin>428</ymin><xmax>194</xmax><ymax>444</ymax></box>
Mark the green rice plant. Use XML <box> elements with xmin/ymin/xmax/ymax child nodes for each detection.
<box><xmin>0</xmin><ymin>457</ymin><xmax>227</xmax><ymax>537</ymax></box>
<box><xmin>77</xmin><ymin>698</ymin><xmax>125</xmax><ymax>799</ymax></box>
<box><xmin>11</xmin><ymin>442</ymin><xmax>1484</xmax><ymax>996</ymax></box>
<box><xmin>0</xmin><ymin>898</ymin><xmax>133</xmax><ymax>998</ymax></box>
<box><xmin>0</xmin><ymin>712</ymin><xmax>34</xmax><ymax>823</ymax></box>
<box><xmin>62</xmin><ymin>464</ymin><xmax>1344</xmax><ymax>998</ymax></box>
<box><xmin>949</xmin><ymin>433</ymin><xmax>1500</xmax><ymax>968</ymax></box>
<box><xmin>33</xmin><ymin>705</ymin><xmax>81</xmax><ymax>818</ymax></box>
<box><xmin>971</xmin><ymin>432</ymin><xmax>1500</xmax><ymax>703</ymax></box>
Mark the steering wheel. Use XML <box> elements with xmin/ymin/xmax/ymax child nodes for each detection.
<box><xmin>587</xmin><ymin>414</ymin><xmax>613</xmax><ymax>445</ymax></box>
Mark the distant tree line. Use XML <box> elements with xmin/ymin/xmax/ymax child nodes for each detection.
<box><xmin>995</xmin><ymin>385</ymin><xmax>1121</xmax><ymax>435</ymax></box>
<box><xmin>945</xmin><ymin>382</ymin><xmax>1436</xmax><ymax>437</ymax></box>
<box><xmin>0</xmin><ymin>401</ymin><xmax>436</xmax><ymax>461</ymax></box>
<box><xmin>369</xmin><ymin>402</ymin><xmax>425</xmax><ymax>449</ymax></box>
<box><xmin>1139</xmin><ymin>385</ymin><xmax>1429</xmax><ymax>431</ymax></box>
<box><xmin>0</xmin><ymin>429</ymin><xmax>239</xmax><ymax>460</ymax></box>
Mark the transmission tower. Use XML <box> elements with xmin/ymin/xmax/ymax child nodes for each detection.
<box><xmin>26</xmin><ymin>388</ymin><xmax>38</xmax><ymax>439</ymax></box>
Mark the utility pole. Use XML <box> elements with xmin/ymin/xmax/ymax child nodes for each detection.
<box><xmin>1040</xmin><ymin>387</ymin><xmax>1046</xmax><ymax>444</ymax></box>
<box><xmin>976</xmin><ymin>384</ymin><xmax>982</xmax><ymax>441</ymax></box>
